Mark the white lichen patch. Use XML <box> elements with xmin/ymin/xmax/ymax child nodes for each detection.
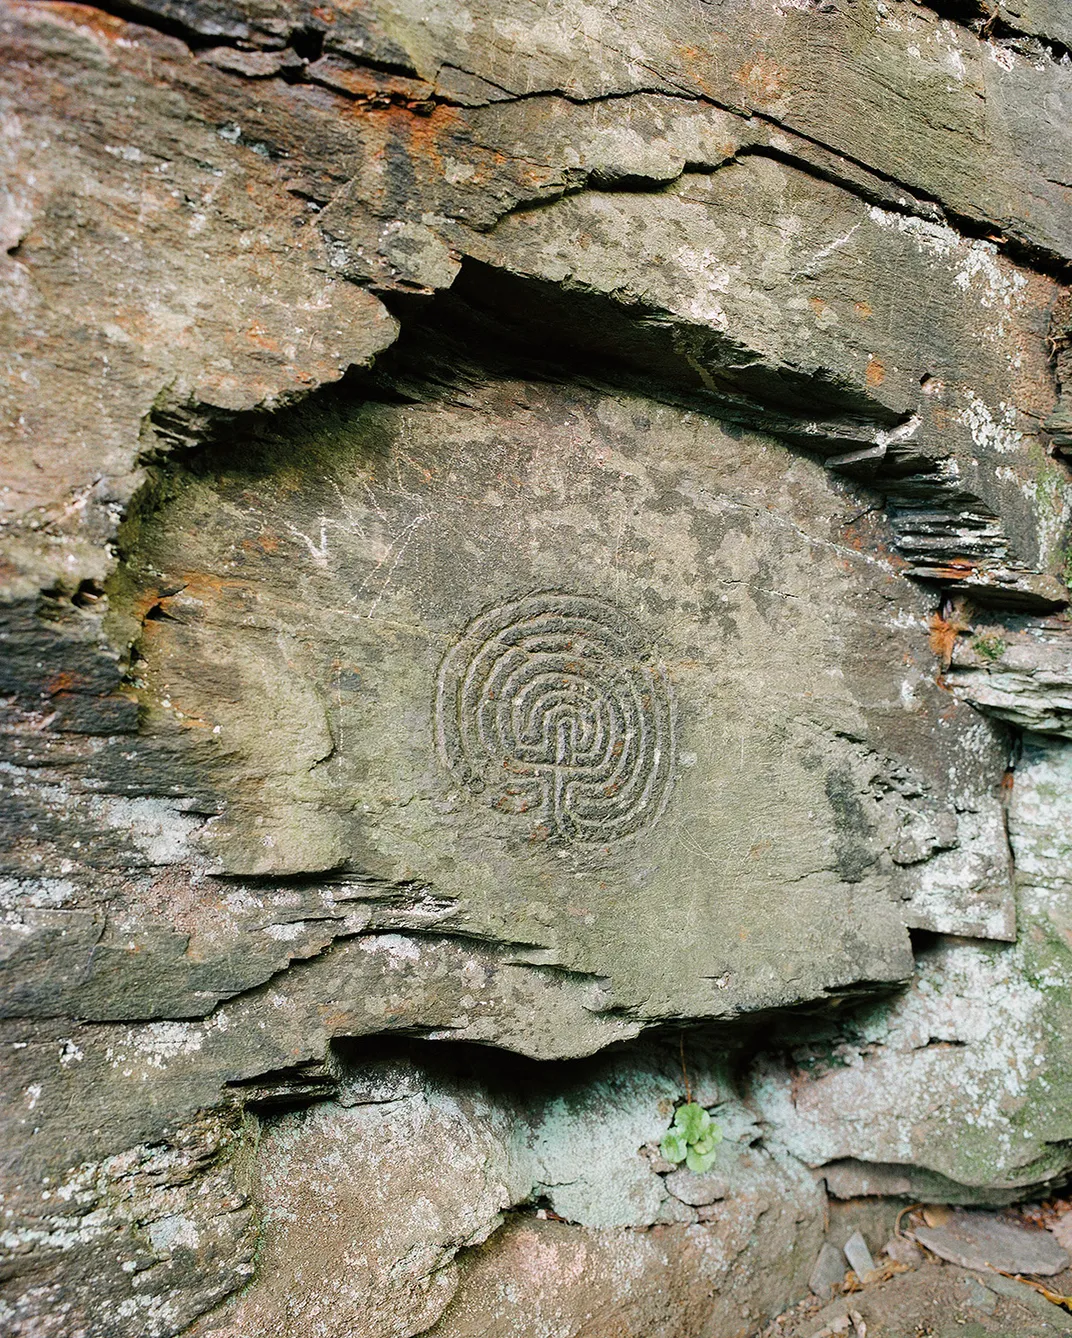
<box><xmin>106</xmin><ymin>1021</ymin><xmax>206</xmax><ymax>1074</ymax></box>
<box><xmin>263</xmin><ymin>921</ymin><xmax>307</xmax><ymax>941</ymax></box>
<box><xmin>147</xmin><ymin>1213</ymin><xmax>200</xmax><ymax>1253</ymax></box>
<box><xmin>0</xmin><ymin>877</ymin><xmax>76</xmax><ymax>911</ymax></box>
<box><xmin>749</xmin><ymin>937</ymin><xmax>1054</xmax><ymax>1178</ymax></box>
<box><xmin>955</xmin><ymin>394</ymin><xmax>1022</xmax><ymax>455</ymax></box>
<box><xmin>357</xmin><ymin>933</ymin><xmax>423</xmax><ymax>964</ymax></box>
<box><xmin>2</xmin><ymin>1113</ymin><xmax>251</xmax><ymax>1336</ymax></box>
<box><xmin>674</xmin><ymin>246</ymin><xmax>733</xmax><ymax>331</ymax></box>
<box><xmin>866</xmin><ymin>206</ymin><xmax>959</xmax><ymax>260</ymax></box>
<box><xmin>953</xmin><ymin>241</ymin><xmax>1027</xmax><ymax>305</ymax></box>
<box><xmin>91</xmin><ymin>796</ymin><xmax>204</xmax><ymax>866</ymax></box>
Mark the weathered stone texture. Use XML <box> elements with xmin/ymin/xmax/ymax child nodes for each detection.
<box><xmin>1</xmin><ymin>3</ymin><xmax>396</xmax><ymax>582</ymax></box>
<box><xmin>183</xmin><ymin>1045</ymin><xmax>823</xmax><ymax>1338</ymax></box>
<box><xmin>745</xmin><ymin>732</ymin><xmax>1072</xmax><ymax>1202</ymax></box>
<box><xmin>110</xmin><ymin>381</ymin><xmax>1018</xmax><ymax>1013</ymax></box>
<box><xmin>3</xmin><ymin>0</ymin><xmax>1072</xmax><ymax>1335</ymax></box>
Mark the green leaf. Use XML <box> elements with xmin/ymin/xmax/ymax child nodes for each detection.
<box><xmin>685</xmin><ymin>1145</ymin><xmax>719</xmax><ymax>1174</ymax></box>
<box><xmin>660</xmin><ymin>1129</ymin><xmax>688</xmax><ymax>1163</ymax></box>
<box><xmin>691</xmin><ymin>1126</ymin><xmax>723</xmax><ymax>1157</ymax></box>
<box><xmin>673</xmin><ymin>1103</ymin><xmax>712</xmax><ymax>1144</ymax></box>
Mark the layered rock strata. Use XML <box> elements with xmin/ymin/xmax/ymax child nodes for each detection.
<box><xmin>2</xmin><ymin>1</ymin><xmax>1072</xmax><ymax>1334</ymax></box>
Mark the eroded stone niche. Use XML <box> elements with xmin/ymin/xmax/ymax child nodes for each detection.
<box><xmin>190</xmin><ymin>1036</ymin><xmax>826</xmax><ymax>1338</ymax></box>
<box><xmin>8</xmin><ymin>310</ymin><xmax>1050</xmax><ymax>1335</ymax></box>
<box><xmin>4</xmin><ymin>260</ymin><xmax>1069</xmax><ymax>1338</ymax></box>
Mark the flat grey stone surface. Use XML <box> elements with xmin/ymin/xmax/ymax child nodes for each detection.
<box><xmin>914</xmin><ymin>1212</ymin><xmax>1071</xmax><ymax>1277</ymax></box>
<box><xmin>664</xmin><ymin>1167</ymin><xmax>728</xmax><ymax>1208</ymax></box>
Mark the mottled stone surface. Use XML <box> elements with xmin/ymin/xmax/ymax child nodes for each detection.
<box><xmin>0</xmin><ymin>3</ymin><xmax>397</xmax><ymax>585</ymax></box>
<box><xmin>776</xmin><ymin>1264</ymin><xmax>1072</xmax><ymax>1338</ymax></box>
<box><xmin>745</xmin><ymin>735</ymin><xmax>1072</xmax><ymax>1199</ymax></box>
<box><xmin>427</xmin><ymin>1217</ymin><xmax>806</xmax><ymax>1338</ymax></box>
<box><xmin>3</xmin><ymin>0</ymin><xmax>1072</xmax><ymax>1335</ymax></box>
<box><xmin>946</xmin><ymin>622</ymin><xmax>1072</xmax><ymax>737</ymax></box>
<box><xmin>104</xmin><ymin>378</ymin><xmax>1021</xmax><ymax>1021</ymax></box>
<box><xmin>179</xmin><ymin>1043</ymin><xmax>823</xmax><ymax>1338</ymax></box>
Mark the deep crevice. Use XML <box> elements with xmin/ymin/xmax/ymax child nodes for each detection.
<box><xmin>920</xmin><ymin>0</ymin><xmax>1072</xmax><ymax>64</ymax></box>
<box><xmin>288</xmin><ymin>25</ymin><xmax>324</xmax><ymax>62</ymax></box>
<box><xmin>84</xmin><ymin>0</ymin><xmax>264</xmax><ymax>49</ymax></box>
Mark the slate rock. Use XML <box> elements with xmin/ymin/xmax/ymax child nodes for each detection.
<box><xmin>961</xmin><ymin>1275</ymin><xmax>997</xmax><ymax>1315</ymax></box>
<box><xmin>1048</xmin><ymin>1210</ymin><xmax>1072</xmax><ymax>1255</ymax></box>
<box><xmin>914</xmin><ymin>1212</ymin><xmax>1070</xmax><ymax>1276</ymax></box>
<box><xmin>884</xmin><ymin>1236</ymin><xmax>924</xmax><ymax>1269</ymax></box>
<box><xmin>810</xmin><ymin>1242</ymin><xmax>849</xmax><ymax>1301</ymax></box>
<box><xmin>429</xmin><ymin>1214</ymin><xmax>822</xmax><ymax>1338</ymax></box>
<box><xmin>664</xmin><ymin>1168</ymin><xmax>728</xmax><ymax>1207</ymax></box>
<box><xmin>844</xmin><ymin>1229</ymin><xmax>876</xmax><ymax>1280</ymax></box>
<box><xmin>7</xmin><ymin>0</ymin><xmax>1072</xmax><ymax>1335</ymax></box>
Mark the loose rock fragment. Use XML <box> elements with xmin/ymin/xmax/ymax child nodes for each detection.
<box><xmin>843</xmin><ymin>1230</ymin><xmax>876</xmax><ymax>1281</ymax></box>
<box><xmin>913</xmin><ymin>1211</ymin><xmax>1071</xmax><ymax>1276</ymax></box>
<box><xmin>883</xmin><ymin>1236</ymin><xmax>924</xmax><ymax>1269</ymax></box>
<box><xmin>962</xmin><ymin>1274</ymin><xmax>998</xmax><ymax>1314</ymax></box>
<box><xmin>810</xmin><ymin>1243</ymin><xmax>849</xmax><ymax>1301</ymax></box>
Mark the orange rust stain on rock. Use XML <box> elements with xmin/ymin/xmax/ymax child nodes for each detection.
<box><xmin>926</xmin><ymin>561</ymin><xmax>974</xmax><ymax>579</ymax></box>
<box><xmin>318</xmin><ymin>1008</ymin><xmax>365</xmax><ymax>1031</ymax></box>
<box><xmin>44</xmin><ymin>670</ymin><xmax>93</xmax><ymax>695</ymax></box>
<box><xmin>243</xmin><ymin>322</ymin><xmax>282</xmax><ymax>355</ymax></box>
<box><xmin>928</xmin><ymin>608</ymin><xmax>970</xmax><ymax>667</ymax></box>
<box><xmin>854</xmin><ymin>301</ymin><xmax>873</xmax><ymax>319</ymax></box>
<box><xmin>243</xmin><ymin>532</ymin><xmax>281</xmax><ymax>555</ymax></box>
<box><xmin>675</xmin><ymin>44</ymin><xmax>732</xmax><ymax>102</ymax></box>
<box><xmin>39</xmin><ymin>3</ymin><xmax>132</xmax><ymax>42</ymax></box>
<box><xmin>170</xmin><ymin>571</ymin><xmax>254</xmax><ymax>605</ymax></box>
<box><xmin>733</xmin><ymin>54</ymin><xmax>786</xmax><ymax>104</ymax></box>
<box><xmin>865</xmin><ymin>355</ymin><xmax>886</xmax><ymax>387</ymax></box>
<box><xmin>381</xmin><ymin>103</ymin><xmax>463</xmax><ymax>174</ymax></box>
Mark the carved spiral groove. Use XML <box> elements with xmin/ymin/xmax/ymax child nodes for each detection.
<box><xmin>435</xmin><ymin>593</ymin><xmax>676</xmax><ymax>843</ymax></box>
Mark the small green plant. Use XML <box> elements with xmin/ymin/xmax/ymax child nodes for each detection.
<box><xmin>971</xmin><ymin>634</ymin><xmax>1007</xmax><ymax>662</ymax></box>
<box><xmin>660</xmin><ymin>1102</ymin><xmax>723</xmax><ymax>1173</ymax></box>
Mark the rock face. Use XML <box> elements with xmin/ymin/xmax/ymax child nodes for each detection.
<box><xmin>181</xmin><ymin>1044</ymin><xmax>824</xmax><ymax>1338</ymax></box>
<box><xmin>2</xmin><ymin>1</ymin><xmax>1071</xmax><ymax>1335</ymax></box>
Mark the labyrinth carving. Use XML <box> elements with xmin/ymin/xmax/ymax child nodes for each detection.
<box><xmin>435</xmin><ymin>592</ymin><xmax>676</xmax><ymax>843</ymax></box>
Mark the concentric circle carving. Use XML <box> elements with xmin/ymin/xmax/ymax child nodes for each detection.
<box><xmin>435</xmin><ymin>593</ymin><xmax>676</xmax><ymax>843</ymax></box>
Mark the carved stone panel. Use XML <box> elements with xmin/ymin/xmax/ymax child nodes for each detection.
<box><xmin>127</xmin><ymin>381</ymin><xmax>1012</xmax><ymax>1024</ymax></box>
<box><xmin>435</xmin><ymin>592</ymin><xmax>676</xmax><ymax>844</ymax></box>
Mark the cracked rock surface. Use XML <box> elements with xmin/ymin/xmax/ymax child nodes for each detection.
<box><xmin>2</xmin><ymin>1</ymin><xmax>1072</xmax><ymax>1335</ymax></box>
